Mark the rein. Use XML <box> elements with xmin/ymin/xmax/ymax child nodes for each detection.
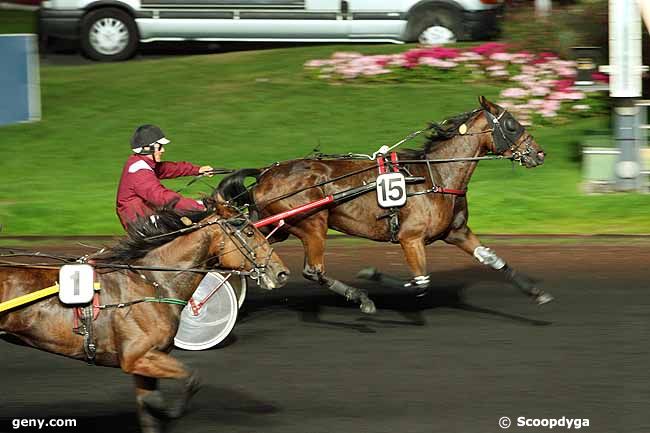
<box><xmin>255</xmin><ymin>154</ymin><xmax>511</xmax><ymax>210</ymax></box>
<box><xmin>253</xmin><ymin>107</ymin><xmax>533</xmax><ymax>209</ymax></box>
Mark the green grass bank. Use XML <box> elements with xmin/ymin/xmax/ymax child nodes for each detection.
<box><xmin>0</xmin><ymin>28</ymin><xmax>647</xmax><ymax>234</ymax></box>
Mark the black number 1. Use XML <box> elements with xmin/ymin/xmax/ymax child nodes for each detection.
<box><xmin>72</xmin><ymin>271</ymin><xmax>80</xmax><ymax>296</ymax></box>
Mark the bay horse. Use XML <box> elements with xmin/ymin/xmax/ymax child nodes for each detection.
<box><xmin>217</xmin><ymin>96</ymin><xmax>552</xmax><ymax>314</ymax></box>
<box><xmin>0</xmin><ymin>200</ymin><xmax>289</xmax><ymax>433</ymax></box>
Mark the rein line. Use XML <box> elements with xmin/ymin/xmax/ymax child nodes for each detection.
<box><xmin>256</xmin><ymin>154</ymin><xmax>511</xmax><ymax>210</ymax></box>
<box><xmin>0</xmin><ymin>254</ymin><xmax>252</xmax><ymax>275</ymax></box>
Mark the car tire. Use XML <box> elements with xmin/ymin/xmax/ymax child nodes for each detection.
<box><xmin>411</xmin><ymin>9</ymin><xmax>462</xmax><ymax>45</ymax></box>
<box><xmin>80</xmin><ymin>8</ymin><xmax>138</xmax><ymax>61</ymax></box>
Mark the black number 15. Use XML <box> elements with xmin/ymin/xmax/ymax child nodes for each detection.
<box><xmin>378</xmin><ymin>177</ymin><xmax>404</xmax><ymax>202</ymax></box>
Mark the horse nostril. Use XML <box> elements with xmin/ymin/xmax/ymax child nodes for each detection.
<box><xmin>537</xmin><ymin>151</ymin><xmax>545</xmax><ymax>160</ymax></box>
<box><xmin>277</xmin><ymin>271</ymin><xmax>289</xmax><ymax>283</ymax></box>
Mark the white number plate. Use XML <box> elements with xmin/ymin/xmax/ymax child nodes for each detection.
<box><xmin>376</xmin><ymin>172</ymin><xmax>406</xmax><ymax>208</ymax></box>
<box><xmin>59</xmin><ymin>264</ymin><xmax>95</xmax><ymax>304</ymax></box>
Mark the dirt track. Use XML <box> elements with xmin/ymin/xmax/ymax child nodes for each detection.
<box><xmin>0</xmin><ymin>239</ymin><xmax>648</xmax><ymax>433</ymax></box>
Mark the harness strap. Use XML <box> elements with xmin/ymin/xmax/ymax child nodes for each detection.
<box><xmin>377</xmin><ymin>156</ymin><xmax>386</xmax><ymax>174</ymax></box>
<box><xmin>407</xmin><ymin>186</ymin><xmax>467</xmax><ymax>197</ymax></box>
<box><xmin>390</xmin><ymin>152</ymin><xmax>400</xmax><ymax>173</ymax></box>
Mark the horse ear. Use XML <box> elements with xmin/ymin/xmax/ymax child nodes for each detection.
<box><xmin>478</xmin><ymin>95</ymin><xmax>499</xmax><ymax>114</ymax></box>
<box><xmin>213</xmin><ymin>191</ymin><xmax>225</xmax><ymax>202</ymax></box>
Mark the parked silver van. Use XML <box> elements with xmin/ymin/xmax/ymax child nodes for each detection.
<box><xmin>39</xmin><ymin>0</ymin><xmax>503</xmax><ymax>61</ymax></box>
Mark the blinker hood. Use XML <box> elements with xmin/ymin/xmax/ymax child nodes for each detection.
<box><xmin>484</xmin><ymin>110</ymin><xmax>525</xmax><ymax>153</ymax></box>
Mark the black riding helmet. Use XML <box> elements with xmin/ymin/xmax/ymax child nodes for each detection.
<box><xmin>130</xmin><ymin>124</ymin><xmax>170</xmax><ymax>155</ymax></box>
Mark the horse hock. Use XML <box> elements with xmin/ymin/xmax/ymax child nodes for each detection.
<box><xmin>473</xmin><ymin>246</ymin><xmax>554</xmax><ymax>304</ymax></box>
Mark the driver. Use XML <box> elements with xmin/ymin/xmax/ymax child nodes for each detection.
<box><xmin>116</xmin><ymin>124</ymin><xmax>213</xmax><ymax>230</ymax></box>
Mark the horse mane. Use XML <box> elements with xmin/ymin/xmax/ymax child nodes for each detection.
<box><xmin>97</xmin><ymin>196</ymin><xmax>231</xmax><ymax>263</ymax></box>
<box><xmin>399</xmin><ymin>109</ymin><xmax>482</xmax><ymax>159</ymax></box>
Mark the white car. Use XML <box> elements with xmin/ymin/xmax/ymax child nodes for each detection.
<box><xmin>39</xmin><ymin>0</ymin><xmax>503</xmax><ymax>61</ymax></box>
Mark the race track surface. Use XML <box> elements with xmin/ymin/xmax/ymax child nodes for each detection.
<box><xmin>0</xmin><ymin>239</ymin><xmax>648</xmax><ymax>433</ymax></box>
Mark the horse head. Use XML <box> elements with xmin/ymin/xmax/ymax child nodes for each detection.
<box><xmin>202</xmin><ymin>197</ymin><xmax>289</xmax><ymax>290</ymax></box>
<box><xmin>478</xmin><ymin>96</ymin><xmax>546</xmax><ymax>168</ymax></box>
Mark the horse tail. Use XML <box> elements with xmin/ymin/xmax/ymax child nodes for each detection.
<box><xmin>216</xmin><ymin>168</ymin><xmax>261</xmax><ymax>210</ymax></box>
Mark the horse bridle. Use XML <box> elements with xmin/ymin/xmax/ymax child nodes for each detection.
<box><xmin>214</xmin><ymin>216</ymin><xmax>274</xmax><ymax>282</ymax></box>
<box><xmin>141</xmin><ymin>210</ymin><xmax>273</xmax><ymax>281</ymax></box>
<box><xmin>483</xmin><ymin>108</ymin><xmax>534</xmax><ymax>164</ymax></box>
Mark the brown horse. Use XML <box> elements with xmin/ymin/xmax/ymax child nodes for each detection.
<box><xmin>217</xmin><ymin>96</ymin><xmax>552</xmax><ymax>313</ymax></box>
<box><xmin>0</xmin><ymin>201</ymin><xmax>289</xmax><ymax>433</ymax></box>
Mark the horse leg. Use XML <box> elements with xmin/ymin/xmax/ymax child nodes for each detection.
<box><xmin>124</xmin><ymin>349</ymin><xmax>201</xmax><ymax>424</ymax></box>
<box><xmin>444</xmin><ymin>226</ymin><xmax>554</xmax><ymax>304</ymax></box>
<box><xmin>134</xmin><ymin>375</ymin><xmax>165</xmax><ymax>433</ymax></box>
<box><xmin>356</xmin><ymin>236</ymin><xmax>430</xmax><ymax>297</ymax></box>
<box><xmin>297</xmin><ymin>225</ymin><xmax>376</xmax><ymax>314</ymax></box>
<box><xmin>399</xmin><ymin>237</ymin><xmax>431</xmax><ymax>296</ymax></box>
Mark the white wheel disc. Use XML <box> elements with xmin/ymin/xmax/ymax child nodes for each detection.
<box><xmin>235</xmin><ymin>275</ymin><xmax>247</xmax><ymax>308</ymax></box>
<box><xmin>174</xmin><ymin>273</ymin><xmax>238</xmax><ymax>351</ymax></box>
<box><xmin>89</xmin><ymin>17</ymin><xmax>130</xmax><ymax>56</ymax></box>
<box><xmin>418</xmin><ymin>26</ymin><xmax>456</xmax><ymax>45</ymax></box>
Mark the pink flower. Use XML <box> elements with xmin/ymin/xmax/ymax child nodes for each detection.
<box><xmin>332</xmin><ymin>52</ymin><xmax>363</xmax><ymax>60</ymax></box>
<box><xmin>533</xmin><ymin>52</ymin><xmax>559</xmax><ymax>65</ymax></box>
<box><xmin>527</xmin><ymin>99</ymin><xmax>547</xmax><ymax>108</ymax></box>
<box><xmin>512</xmin><ymin>74</ymin><xmax>534</xmax><ymax>83</ymax></box>
<box><xmin>490</xmin><ymin>52</ymin><xmax>514</xmax><ymax>62</ymax></box>
<box><xmin>304</xmin><ymin>59</ymin><xmax>331</xmax><ymax>68</ymax></box>
<box><xmin>530</xmin><ymin>86</ymin><xmax>550</xmax><ymax>96</ymax></box>
<box><xmin>501</xmin><ymin>87</ymin><xmax>529</xmax><ymax>99</ymax></box>
<box><xmin>511</xmin><ymin>52</ymin><xmax>535</xmax><ymax>64</ymax></box>
<box><xmin>457</xmin><ymin>52</ymin><xmax>484</xmax><ymax>62</ymax></box>
<box><xmin>556</xmin><ymin>67</ymin><xmax>577</xmax><ymax>78</ymax></box>
<box><xmin>521</xmin><ymin>66</ymin><xmax>537</xmax><ymax>75</ymax></box>
<box><xmin>563</xmin><ymin>92</ymin><xmax>585</xmax><ymax>100</ymax></box>
<box><xmin>542</xmin><ymin>99</ymin><xmax>561</xmax><ymax>111</ymax></box>
<box><xmin>470</xmin><ymin>42</ymin><xmax>508</xmax><ymax>56</ymax></box>
<box><xmin>420</xmin><ymin>57</ymin><xmax>458</xmax><ymax>68</ymax></box>
<box><xmin>554</xmin><ymin>79</ymin><xmax>575</xmax><ymax>91</ymax></box>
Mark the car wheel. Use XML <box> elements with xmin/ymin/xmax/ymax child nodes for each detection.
<box><xmin>413</xmin><ymin>9</ymin><xmax>460</xmax><ymax>45</ymax></box>
<box><xmin>80</xmin><ymin>8</ymin><xmax>138</xmax><ymax>61</ymax></box>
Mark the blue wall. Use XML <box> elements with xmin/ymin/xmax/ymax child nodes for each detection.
<box><xmin>0</xmin><ymin>34</ymin><xmax>40</xmax><ymax>126</ymax></box>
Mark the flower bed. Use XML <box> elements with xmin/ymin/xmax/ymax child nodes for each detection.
<box><xmin>304</xmin><ymin>43</ymin><xmax>609</xmax><ymax>125</ymax></box>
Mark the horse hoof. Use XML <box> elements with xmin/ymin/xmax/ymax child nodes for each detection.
<box><xmin>414</xmin><ymin>288</ymin><xmax>429</xmax><ymax>298</ymax></box>
<box><xmin>535</xmin><ymin>292</ymin><xmax>554</xmax><ymax>305</ymax></box>
<box><xmin>356</xmin><ymin>267</ymin><xmax>380</xmax><ymax>281</ymax></box>
<box><xmin>139</xmin><ymin>391</ymin><xmax>167</xmax><ymax>418</ymax></box>
<box><xmin>166</xmin><ymin>374</ymin><xmax>202</xmax><ymax>419</ymax></box>
<box><xmin>360</xmin><ymin>300</ymin><xmax>377</xmax><ymax>314</ymax></box>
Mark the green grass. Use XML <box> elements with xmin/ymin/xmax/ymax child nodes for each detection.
<box><xmin>0</xmin><ymin>20</ymin><xmax>648</xmax><ymax>234</ymax></box>
<box><xmin>0</xmin><ymin>9</ymin><xmax>36</xmax><ymax>34</ymax></box>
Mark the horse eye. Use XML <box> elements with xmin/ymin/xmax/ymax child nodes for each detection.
<box><xmin>245</xmin><ymin>229</ymin><xmax>254</xmax><ymax>237</ymax></box>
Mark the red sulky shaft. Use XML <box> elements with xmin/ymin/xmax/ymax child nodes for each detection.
<box><xmin>253</xmin><ymin>195</ymin><xmax>334</xmax><ymax>228</ymax></box>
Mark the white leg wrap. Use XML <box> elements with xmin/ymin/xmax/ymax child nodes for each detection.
<box><xmin>404</xmin><ymin>275</ymin><xmax>430</xmax><ymax>288</ymax></box>
<box><xmin>473</xmin><ymin>246</ymin><xmax>506</xmax><ymax>270</ymax></box>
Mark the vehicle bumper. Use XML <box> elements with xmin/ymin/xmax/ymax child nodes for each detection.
<box><xmin>38</xmin><ymin>8</ymin><xmax>82</xmax><ymax>40</ymax></box>
<box><xmin>462</xmin><ymin>7</ymin><xmax>502</xmax><ymax>40</ymax></box>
